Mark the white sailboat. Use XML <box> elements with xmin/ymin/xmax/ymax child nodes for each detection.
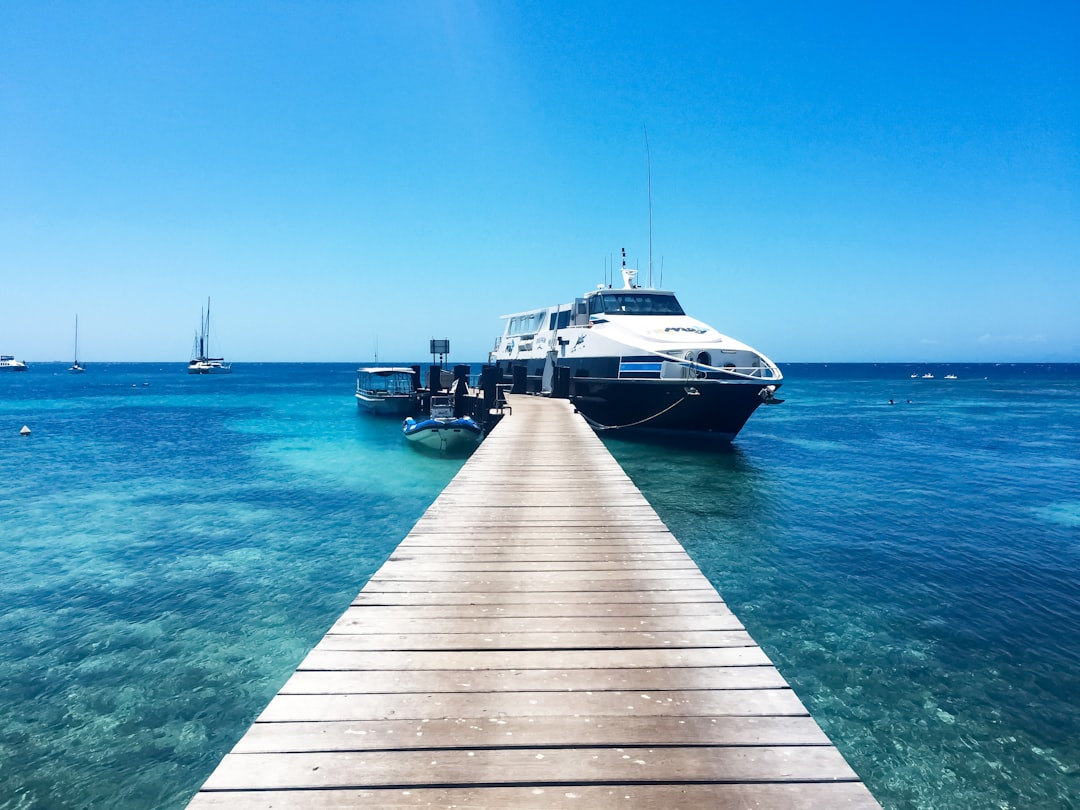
<box><xmin>188</xmin><ymin>298</ymin><xmax>232</xmax><ymax>374</ymax></box>
<box><xmin>69</xmin><ymin>315</ymin><xmax>85</xmax><ymax>373</ymax></box>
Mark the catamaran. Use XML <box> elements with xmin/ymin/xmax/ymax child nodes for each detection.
<box><xmin>188</xmin><ymin>298</ymin><xmax>232</xmax><ymax>374</ymax></box>
<box><xmin>489</xmin><ymin>264</ymin><xmax>783</xmax><ymax>441</ymax></box>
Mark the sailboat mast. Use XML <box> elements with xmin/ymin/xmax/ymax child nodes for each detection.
<box><xmin>645</xmin><ymin>124</ymin><xmax>653</xmax><ymax>289</ymax></box>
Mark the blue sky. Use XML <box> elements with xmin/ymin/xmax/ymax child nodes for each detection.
<box><xmin>2</xmin><ymin>1</ymin><xmax>1077</xmax><ymax>363</ymax></box>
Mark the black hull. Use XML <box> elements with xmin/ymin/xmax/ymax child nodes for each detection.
<box><xmin>567</xmin><ymin>377</ymin><xmax>770</xmax><ymax>441</ymax></box>
<box><xmin>356</xmin><ymin>393</ymin><xmax>417</xmax><ymax>417</ymax></box>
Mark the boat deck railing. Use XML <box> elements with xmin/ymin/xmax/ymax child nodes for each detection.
<box><xmin>721</xmin><ymin>364</ymin><xmax>782</xmax><ymax>380</ymax></box>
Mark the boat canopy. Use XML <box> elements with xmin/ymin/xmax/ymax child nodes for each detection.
<box><xmin>357</xmin><ymin>367</ymin><xmax>415</xmax><ymax>394</ymax></box>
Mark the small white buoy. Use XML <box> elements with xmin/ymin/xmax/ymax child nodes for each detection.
<box><xmin>20</xmin><ymin>425</ymin><xmax>31</xmax><ymax>436</ymax></box>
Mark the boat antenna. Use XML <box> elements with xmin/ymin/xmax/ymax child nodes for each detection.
<box><xmin>645</xmin><ymin>124</ymin><xmax>653</xmax><ymax>289</ymax></box>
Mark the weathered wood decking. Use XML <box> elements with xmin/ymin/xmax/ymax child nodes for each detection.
<box><xmin>187</xmin><ymin>395</ymin><xmax>880</xmax><ymax>808</ymax></box>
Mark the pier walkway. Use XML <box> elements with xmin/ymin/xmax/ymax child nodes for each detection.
<box><xmin>188</xmin><ymin>395</ymin><xmax>879</xmax><ymax>808</ymax></box>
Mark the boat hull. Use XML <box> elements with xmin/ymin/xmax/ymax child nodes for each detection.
<box><xmin>568</xmin><ymin>376</ymin><xmax>772</xmax><ymax>440</ymax></box>
<box><xmin>492</xmin><ymin>353</ymin><xmax>778</xmax><ymax>441</ymax></box>
<box><xmin>356</xmin><ymin>392</ymin><xmax>417</xmax><ymax>416</ymax></box>
<box><xmin>402</xmin><ymin>417</ymin><xmax>483</xmax><ymax>452</ymax></box>
<box><xmin>355</xmin><ymin>368</ymin><xmax>418</xmax><ymax>416</ymax></box>
<box><xmin>188</xmin><ymin>361</ymin><xmax>232</xmax><ymax>374</ymax></box>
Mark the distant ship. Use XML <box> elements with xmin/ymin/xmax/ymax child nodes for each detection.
<box><xmin>1</xmin><ymin>355</ymin><xmax>28</xmax><ymax>372</ymax></box>
<box><xmin>188</xmin><ymin>298</ymin><xmax>232</xmax><ymax>374</ymax></box>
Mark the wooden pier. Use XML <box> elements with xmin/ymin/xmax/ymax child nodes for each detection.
<box><xmin>187</xmin><ymin>395</ymin><xmax>880</xmax><ymax>808</ymax></box>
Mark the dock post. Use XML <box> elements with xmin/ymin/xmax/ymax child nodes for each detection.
<box><xmin>479</xmin><ymin>365</ymin><xmax>498</xmax><ymax>411</ymax></box>
<box><xmin>552</xmin><ymin>365</ymin><xmax>570</xmax><ymax>399</ymax></box>
<box><xmin>427</xmin><ymin>364</ymin><xmax>443</xmax><ymax>393</ymax></box>
<box><xmin>511</xmin><ymin>364</ymin><xmax>527</xmax><ymax>394</ymax></box>
<box><xmin>452</xmin><ymin>364</ymin><xmax>470</xmax><ymax>417</ymax></box>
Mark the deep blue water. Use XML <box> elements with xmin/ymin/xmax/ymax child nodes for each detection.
<box><xmin>2</xmin><ymin>362</ymin><xmax>1078</xmax><ymax>809</ymax></box>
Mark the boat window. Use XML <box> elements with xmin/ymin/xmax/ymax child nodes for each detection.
<box><xmin>508</xmin><ymin>311</ymin><xmax>547</xmax><ymax>336</ymax></box>
<box><xmin>591</xmin><ymin>293</ymin><xmax>685</xmax><ymax>316</ymax></box>
<box><xmin>549</xmin><ymin>309</ymin><xmax>571</xmax><ymax>330</ymax></box>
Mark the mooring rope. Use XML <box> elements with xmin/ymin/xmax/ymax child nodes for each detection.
<box><xmin>587</xmin><ymin>396</ymin><xmax>687</xmax><ymax>431</ymax></box>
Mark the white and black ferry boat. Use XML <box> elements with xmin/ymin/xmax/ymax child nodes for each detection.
<box><xmin>489</xmin><ymin>266</ymin><xmax>783</xmax><ymax>441</ymax></box>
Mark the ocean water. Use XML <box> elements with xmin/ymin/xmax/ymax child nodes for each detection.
<box><xmin>1</xmin><ymin>362</ymin><xmax>1078</xmax><ymax>809</ymax></box>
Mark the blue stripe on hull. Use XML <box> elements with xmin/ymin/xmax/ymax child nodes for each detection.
<box><xmin>618</xmin><ymin>361</ymin><xmax>663</xmax><ymax>376</ymax></box>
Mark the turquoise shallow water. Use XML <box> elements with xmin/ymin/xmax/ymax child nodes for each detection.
<box><xmin>1</xmin><ymin>362</ymin><xmax>1078</xmax><ymax>808</ymax></box>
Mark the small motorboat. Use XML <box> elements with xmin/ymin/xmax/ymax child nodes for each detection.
<box><xmin>0</xmin><ymin>355</ymin><xmax>28</xmax><ymax>372</ymax></box>
<box><xmin>403</xmin><ymin>394</ymin><xmax>482</xmax><ymax>452</ymax></box>
<box><xmin>356</xmin><ymin>367</ymin><xmax>418</xmax><ymax>416</ymax></box>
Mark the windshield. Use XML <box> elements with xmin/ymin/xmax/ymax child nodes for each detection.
<box><xmin>590</xmin><ymin>293</ymin><xmax>685</xmax><ymax>316</ymax></box>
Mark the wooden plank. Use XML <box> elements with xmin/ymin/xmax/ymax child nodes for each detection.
<box><xmin>312</xmin><ymin>629</ymin><xmax>757</xmax><ymax>651</ymax></box>
<box><xmin>256</xmin><ymin>688</ymin><xmax>808</xmax><ymax>722</ymax></box>
<box><xmin>378</xmin><ymin>560</ymin><xmax>702</xmax><ymax>572</ymax></box>
<box><xmin>331</xmin><ymin>602</ymin><xmax>732</xmax><ymax>620</ymax></box>
<box><xmin>297</xmin><ymin>646</ymin><xmax>775</xmax><ymax>671</ymax></box>
<box><xmin>388</xmin><ymin>550</ymin><xmax>695</xmax><ymax>561</ymax></box>
<box><xmin>188</xmin><ymin>782</ymin><xmax>881</xmax><ymax>809</ymax></box>
<box><xmin>230</xmin><ymin>714</ymin><xmax>829</xmax><ymax>753</ymax></box>
<box><xmin>199</xmin><ymin>746</ymin><xmax>861</xmax><ymax>791</ymax></box>
<box><xmin>368</xmin><ymin>567</ymin><xmax>712</xmax><ymax>581</ymax></box>
<box><xmin>351</xmin><ymin>589</ymin><xmax>726</xmax><ymax>606</ymax></box>
<box><xmin>327</xmin><ymin>611</ymin><xmax>743</xmax><ymax>634</ymax></box>
<box><xmin>398</xmin><ymin>535</ymin><xmax>683</xmax><ymax>546</ymax></box>
<box><xmin>361</xmin><ymin>577</ymin><xmax>718</xmax><ymax>593</ymax></box>
<box><xmin>279</xmin><ymin>665</ymin><xmax>788</xmax><ymax>695</ymax></box>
